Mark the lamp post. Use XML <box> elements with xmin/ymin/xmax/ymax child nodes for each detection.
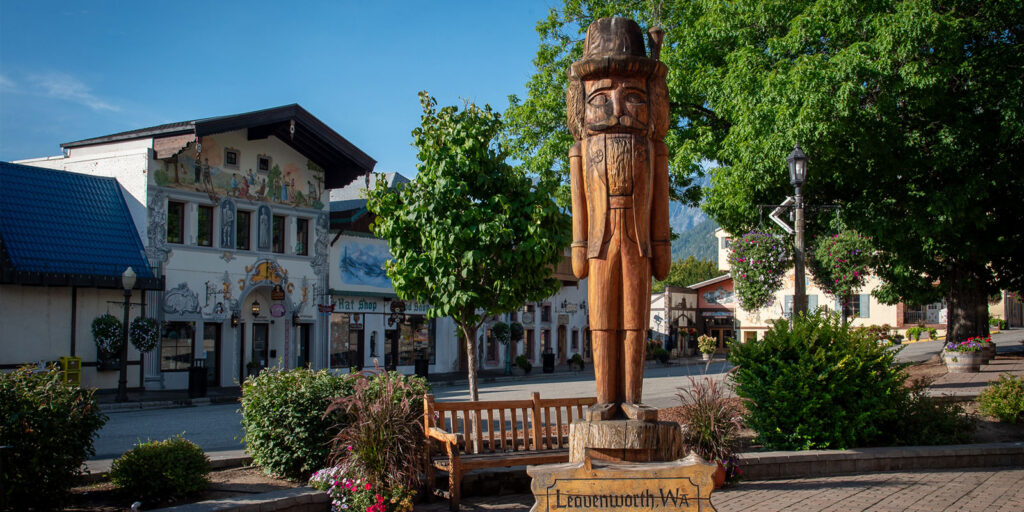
<box><xmin>787</xmin><ymin>144</ymin><xmax>809</xmax><ymax>317</ymax></box>
<box><xmin>117</xmin><ymin>267</ymin><xmax>136</xmax><ymax>402</ymax></box>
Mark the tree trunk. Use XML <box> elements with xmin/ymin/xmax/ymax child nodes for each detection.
<box><xmin>946</xmin><ymin>264</ymin><xmax>991</xmax><ymax>343</ymax></box>
<box><xmin>459</xmin><ymin>320</ymin><xmax>480</xmax><ymax>401</ymax></box>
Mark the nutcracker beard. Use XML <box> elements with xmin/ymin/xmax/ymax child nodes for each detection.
<box><xmin>584</xmin><ymin>132</ymin><xmax>653</xmax><ymax>407</ymax></box>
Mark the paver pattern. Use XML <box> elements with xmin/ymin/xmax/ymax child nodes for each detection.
<box><xmin>413</xmin><ymin>467</ymin><xmax>1024</xmax><ymax>511</ymax></box>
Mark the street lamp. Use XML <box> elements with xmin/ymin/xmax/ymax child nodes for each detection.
<box><xmin>787</xmin><ymin>144</ymin><xmax>808</xmax><ymax>317</ymax></box>
<box><xmin>117</xmin><ymin>266</ymin><xmax>136</xmax><ymax>402</ymax></box>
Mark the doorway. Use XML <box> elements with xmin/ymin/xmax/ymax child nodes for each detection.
<box><xmin>296</xmin><ymin>324</ymin><xmax>312</xmax><ymax>368</ymax></box>
<box><xmin>202</xmin><ymin>324</ymin><xmax>221</xmax><ymax>387</ymax></box>
<box><xmin>252</xmin><ymin>323</ymin><xmax>269</xmax><ymax>373</ymax></box>
<box><xmin>557</xmin><ymin>325</ymin><xmax>567</xmax><ymax>365</ymax></box>
<box><xmin>709</xmin><ymin>327</ymin><xmax>734</xmax><ymax>353</ymax></box>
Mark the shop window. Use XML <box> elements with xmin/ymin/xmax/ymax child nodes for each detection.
<box><xmin>167</xmin><ymin>201</ymin><xmax>185</xmax><ymax>244</ymax></box>
<box><xmin>236</xmin><ymin>210</ymin><xmax>251</xmax><ymax>250</ymax></box>
<box><xmin>296</xmin><ymin>218</ymin><xmax>309</xmax><ymax>255</ymax></box>
<box><xmin>330</xmin><ymin>313</ymin><xmax>363</xmax><ymax>369</ymax></box>
<box><xmin>486</xmin><ymin>328</ymin><xmax>498</xmax><ymax>362</ymax></box>
<box><xmin>161</xmin><ymin>322</ymin><xmax>194</xmax><ymax>371</ymax></box>
<box><xmin>385</xmin><ymin>315</ymin><xmax>433</xmax><ymax>367</ymax></box>
<box><xmin>197</xmin><ymin>205</ymin><xmax>213</xmax><ymax>247</ymax></box>
<box><xmin>272</xmin><ymin>215</ymin><xmax>285</xmax><ymax>253</ymax></box>
<box><xmin>571</xmin><ymin>329</ymin><xmax>579</xmax><ymax>350</ymax></box>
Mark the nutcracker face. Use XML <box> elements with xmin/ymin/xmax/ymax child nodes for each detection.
<box><xmin>583</xmin><ymin>77</ymin><xmax>649</xmax><ymax>136</ymax></box>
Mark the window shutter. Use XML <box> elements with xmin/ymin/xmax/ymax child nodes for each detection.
<box><xmin>808</xmin><ymin>295</ymin><xmax>818</xmax><ymax>311</ymax></box>
<box><xmin>835</xmin><ymin>297</ymin><xmax>841</xmax><ymax>312</ymax></box>
<box><xmin>860</xmin><ymin>294</ymin><xmax>870</xmax><ymax>318</ymax></box>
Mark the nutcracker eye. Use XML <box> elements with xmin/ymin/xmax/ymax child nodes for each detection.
<box><xmin>626</xmin><ymin>92</ymin><xmax>646</xmax><ymax>105</ymax></box>
<box><xmin>588</xmin><ymin>93</ymin><xmax>609</xmax><ymax>106</ymax></box>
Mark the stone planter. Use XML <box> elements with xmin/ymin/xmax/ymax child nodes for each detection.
<box><xmin>980</xmin><ymin>343</ymin><xmax>996</xmax><ymax>363</ymax></box>
<box><xmin>942</xmin><ymin>350</ymin><xmax>982</xmax><ymax>373</ymax></box>
<box><xmin>701</xmin><ymin>352</ymin><xmax>712</xmax><ymax>361</ymax></box>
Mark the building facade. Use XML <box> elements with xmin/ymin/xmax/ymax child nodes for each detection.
<box><xmin>17</xmin><ymin>105</ymin><xmax>374</xmax><ymax>389</ymax></box>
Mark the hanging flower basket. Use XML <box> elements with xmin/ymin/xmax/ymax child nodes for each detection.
<box><xmin>130</xmin><ymin>317</ymin><xmax>160</xmax><ymax>353</ymax></box>
<box><xmin>808</xmin><ymin>231</ymin><xmax>874</xmax><ymax>302</ymax></box>
<box><xmin>729</xmin><ymin>231</ymin><xmax>791</xmax><ymax>311</ymax></box>
<box><xmin>91</xmin><ymin>313</ymin><xmax>123</xmax><ymax>370</ymax></box>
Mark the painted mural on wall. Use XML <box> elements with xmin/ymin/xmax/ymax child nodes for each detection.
<box><xmin>151</xmin><ymin>138</ymin><xmax>325</xmax><ymax>209</ymax></box>
<box><xmin>703</xmin><ymin>286</ymin><xmax>735</xmax><ymax>306</ymax></box>
<box><xmin>339</xmin><ymin>240</ymin><xmax>392</xmax><ymax>289</ymax></box>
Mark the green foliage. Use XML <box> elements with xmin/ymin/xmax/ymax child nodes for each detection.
<box><xmin>979</xmin><ymin>374</ymin><xmax>1024</xmax><ymax>423</ymax></box>
<box><xmin>240</xmin><ymin>368</ymin><xmax>356</xmax><ymax>479</ymax></box>
<box><xmin>129</xmin><ymin>317</ymin><xmax>160</xmax><ymax>352</ymax></box>
<box><xmin>0</xmin><ymin>366</ymin><xmax>107</xmax><ymax>509</ymax></box>
<box><xmin>109</xmin><ymin>436</ymin><xmax>210</xmax><ymax>501</ymax></box>
<box><xmin>906</xmin><ymin>326</ymin><xmax>924</xmax><ymax>340</ymax></box>
<box><xmin>491</xmin><ymin>322</ymin><xmax>510</xmax><ymax>345</ymax></box>
<box><xmin>989</xmin><ymin>317</ymin><xmax>1008</xmax><ymax>330</ymax></box>
<box><xmin>808</xmin><ymin>231</ymin><xmax>874</xmax><ymax>301</ymax></box>
<box><xmin>326</xmin><ymin>371</ymin><xmax>427</xmax><ymax>492</ymax></box>
<box><xmin>515</xmin><ymin>355</ymin><xmax>533</xmax><ymax>373</ymax></box>
<box><xmin>310</xmin><ymin>466</ymin><xmax>416</xmax><ymax>512</ymax></box>
<box><xmin>727</xmin><ymin>311</ymin><xmax>907</xmax><ymax>450</ymax></box>
<box><xmin>509</xmin><ymin>321</ymin><xmax>525</xmax><ymax>343</ymax></box>
<box><xmin>676</xmin><ymin>375</ymin><xmax>744</xmax><ymax>480</ymax></box>
<box><xmin>881</xmin><ymin>380</ymin><xmax>976</xmax><ymax>446</ymax></box>
<box><xmin>91</xmin><ymin>313</ymin><xmax>123</xmax><ymax>356</ymax></box>
<box><xmin>367</xmin><ymin>92</ymin><xmax>570</xmax><ymax>400</ymax></box>
<box><xmin>653</xmin><ymin>255</ymin><xmax>726</xmax><ymax>291</ymax></box>
<box><xmin>511</xmin><ymin>0</ymin><xmax>1024</xmax><ymax>338</ymax></box>
<box><xmin>728</xmin><ymin>231</ymin><xmax>792</xmax><ymax>310</ymax></box>
<box><xmin>652</xmin><ymin>347</ymin><xmax>670</xmax><ymax>364</ymax></box>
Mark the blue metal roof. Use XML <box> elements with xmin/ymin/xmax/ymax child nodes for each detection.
<box><xmin>0</xmin><ymin>161</ymin><xmax>154</xmax><ymax>281</ymax></box>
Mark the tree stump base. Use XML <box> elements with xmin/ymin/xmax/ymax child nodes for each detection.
<box><xmin>570</xmin><ymin>418</ymin><xmax>685</xmax><ymax>463</ymax></box>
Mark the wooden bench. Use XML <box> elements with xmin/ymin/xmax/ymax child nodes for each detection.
<box><xmin>423</xmin><ymin>392</ymin><xmax>597</xmax><ymax>511</ymax></box>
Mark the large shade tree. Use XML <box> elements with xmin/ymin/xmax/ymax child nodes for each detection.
<box><xmin>507</xmin><ymin>0</ymin><xmax>1024</xmax><ymax>341</ymax></box>
<box><xmin>367</xmin><ymin>92</ymin><xmax>569</xmax><ymax>400</ymax></box>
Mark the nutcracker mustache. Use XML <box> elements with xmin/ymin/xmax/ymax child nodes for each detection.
<box><xmin>588</xmin><ymin>115</ymin><xmax>646</xmax><ymax>132</ymax></box>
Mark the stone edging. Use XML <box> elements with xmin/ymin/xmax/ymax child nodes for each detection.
<box><xmin>737</xmin><ymin>442</ymin><xmax>1024</xmax><ymax>480</ymax></box>
<box><xmin>150</xmin><ymin>487</ymin><xmax>328</xmax><ymax>512</ymax></box>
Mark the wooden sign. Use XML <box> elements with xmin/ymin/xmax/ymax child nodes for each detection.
<box><xmin>529</xmin><ymin>455</ymin><xmax>716</xmax><ymax>512</ymax></box>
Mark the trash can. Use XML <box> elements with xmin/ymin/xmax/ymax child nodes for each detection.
<box><xmin>542</xmin><ymin>352</ymin><xmax>555</xmax><ymax>373</ymax></box>
<box><xmin>414</xmin><ymin>357</ymin><xmax>430</xmax><ymax>378</ymax></box>
<box><xmin>188</xmin><ymin>358</ymin><xmax>207</xmax><ymax>398</ymax></box>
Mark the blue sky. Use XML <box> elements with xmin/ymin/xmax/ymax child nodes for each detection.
<box><xmin>0</xmin><ymin>1</ymin><xmax>561</xmax><ymax>174</ymax></box>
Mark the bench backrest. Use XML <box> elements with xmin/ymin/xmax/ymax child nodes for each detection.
<box><xmin>424</xmin><ymin>392</ymin><xmax>596</xmax><ymax>455</ymax></box>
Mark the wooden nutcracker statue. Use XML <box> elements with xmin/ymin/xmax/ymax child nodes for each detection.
<box><xmin>568</xmin><ymin>17</ymin><xmax>671</xmax><ymax>421</ymax></box>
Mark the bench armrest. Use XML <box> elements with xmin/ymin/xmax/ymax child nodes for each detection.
<box><xmin>426</xmin><ymin>426</ymin><xmax>461</xmax><ymax>446</ymax></box>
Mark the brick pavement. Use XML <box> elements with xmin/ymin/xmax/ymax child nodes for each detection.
<box><xmin>927</xmin><ymin>356</ymin><xmax>1024</xmax><ymax>399</ymax></box>
<box><xmin>413</xmin><ymin>467</ymin><xmax>1024</xmax><ymax>511</ymax></box>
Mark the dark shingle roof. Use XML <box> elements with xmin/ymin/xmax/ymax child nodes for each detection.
<box><xmin>0</xmin><ymin>161</ymin><xmax>156</xmax><ymax>285</ymax></box>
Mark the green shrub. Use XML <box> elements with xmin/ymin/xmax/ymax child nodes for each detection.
<box><xmin>515</xmin><ymin>355</ymin><xmax>532</xmax><ymax>372</ymax></box>
<box><xmin>652</xmin><ymin>347</ymin><xmax>670</xmax><ymax>364</ymax></box>
<box><xmin>0</xmin><ymin>366</ymin><xmax>107</xmax><ymax>509</ymax></box>
<box><xmin>728</xmin><ymin>311</ymin><xmax>906</xmax><ymax>450</ymax></box>
<box><xmin>241</xmin><ymin>368</ymin><xmax>357</xmax><ymax>479</ymax></box>
<box><xmin>979</xmin><ymin>374</ymin><xmax>1024</xmax><ymax>423</ymax></box>
<box><xmin>326</xmin><ymin>371</ymin><xmax>428</xmax><ymax>491</ymax></box>
<box><xmin>109</xmin><ymin>436</ymin><xmax>210</xmax><ymax>501</ymax></box>
<box><xmin>882</xmin><ymin>380</ymin><xmax>976</xmax><ymax>446</ymax></box>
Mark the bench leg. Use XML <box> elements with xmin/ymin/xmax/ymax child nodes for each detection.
<box><xmin>449</xmin><ymin>467</ymin><xmax>461</xmax><ymax>511</ymax></box>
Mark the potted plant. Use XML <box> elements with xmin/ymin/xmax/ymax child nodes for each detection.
<box><xmin>684</xmin><ymin>327</ymin><xmax>697</xmax><ymax>357</ymax></box>
<box><xmin>697</xmin><ymin>335</ymin><xmax>717</xmax><ymax>361</ymax></box>
<box><xmin>972</xmin><ymin>335</ymin><xmax>996</xmax><ymax>363</ymax></box>
<box><xmin>514</xmin><ymin>355</ymin><xmax>532</xmax><ymax>376</ymax></box>
<box><xmin>91</xmin><ymin>313</ymin><xmax>123</xmax><ymax>371</ymax></box>
<box><xmin>906</xmin><ymin>326</ymin><xmax>923</xmax><ymax>341</ymax></box>
<box><xmin>568</xmin><ymin>353</ymin><xmax>585</xmax><ymax>371</ymax></box>
<box><xmin>941</xmin><ymin>339</ymin><xmax>984</xmax><ymax>373</ymax></box>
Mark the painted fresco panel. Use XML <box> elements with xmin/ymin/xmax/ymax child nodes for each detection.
<box><xmin>339</xmin><ymin>238</ymin><xmax>392</xmax><ymax>290</ymax></box>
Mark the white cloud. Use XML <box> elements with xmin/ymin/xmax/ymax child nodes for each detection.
<box><xmin>27</xmin><ymin>72</ymin><xmax>120</xmax><ymax>112</ymax></box>
<box><xmin>0</xmin><ymin>74</ymin><xmax>15</xmax><ymax>92</ymax></box>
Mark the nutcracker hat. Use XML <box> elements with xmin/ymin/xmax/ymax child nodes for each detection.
<box><xmin>570</xmin><ymin>17</ymin><xmax>666</xmax><ymax>81</ymax></box>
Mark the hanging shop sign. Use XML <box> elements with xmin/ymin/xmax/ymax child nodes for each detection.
<box><xmin>701</xmin><ymin>311</ymin><xmax>732</xmax><ymax>318</ymax></box>
<box><xmin>271</xmin><ymin>284</ymin><xmax>286</xmax><ymax>301</ymax></box>
<box><xmin>318</xmin><ymin>304</ymin><xmax>335</xmax><ymax>314</ymax></box>
<box><xmin>270</xmin><ymin>304</ymin><xmax>286</xmax><ymax>317</ymax></box>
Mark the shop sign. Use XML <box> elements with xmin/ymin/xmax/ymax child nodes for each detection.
<box><xmin>318</xmin><ymin>304</ymin><xmax>335</xmax><ymax>313</ymax></box>
<box><xmin>271</xmin><ymin>284</ymin><xmax>286</xmax><ymax>301</ymax></box>
<box><xmin>270</xmin><ymin>304</ymin><xmax>286</xmax><ymax>317</ymax></box>
<box><xmin>334</xmin><ymin>298</ymin><xmax>380</xmax><ymax>313</ymax></box>
<box><xmin>701</xmin><ymin>311</ymin><xmax>731</xmax><ymax>318</ymax></box>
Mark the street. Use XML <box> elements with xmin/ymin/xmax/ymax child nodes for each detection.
<box><xmin>90</xmin><ymin>330</ymin><xmax>1021</xmax><ymax>460</ymax></box>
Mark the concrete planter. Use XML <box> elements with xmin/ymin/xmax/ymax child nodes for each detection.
<box><xmin>979</xmin><ymin>343</ymin><xmax>996</xmax><ymax>363</ymax></box>
<box><xmin>942</xmin><ymin>350</ymin><xmax>982</xmax><ymax>373</ymax></box>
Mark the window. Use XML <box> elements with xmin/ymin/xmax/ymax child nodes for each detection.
<box><xmin>744</xmin><ymin>331</ymin><xmax>758</xmax><ymax>343</ymax></box>
<box><xmin>541</xmin><ymin>304</ymin><xmax>552</xmax><ymax>323</ymax></box>
<box><xmin>904</xmin><ymin>304</ymin><xmax>927</xmax><ymax>324</ymax></box>
<box><xmin>161</xmin><ymin>322</ymin><xmax>194</xmax><ymax>371</ymax></box>
<box><xmin>571</xmin><ymin>329</ymin><xmax>579</xmax><ymax>350</ymax></box>
<box><xmin>272</xmin><ymin>215</ymin><xmax>285</xmax><ymax>253</ymax></box>
<box><xmin>257</xmin><ymin>154</ymin><xmax>271</xmax><ymax>172</ymax></box>
<box><xmin>224</xmin><ymin>148</ymin><xmax>239</xmax><ymax>169</ymax></box>
<box><xmin>542</xmin><ymin>329</ymin><xmax>551</xmax><ymax>352</ymax></box>
<box><xmin>296</xmin><ymin>218</ymin><xmax>309</xmax><ymax>255</ymax></box>
<box><xmin>526</xmin><ymin>329</ymin><xmax>535</xmax><ymax>360</ymax></box>
<box><xmin>167</xmin><ymin>201</ymin><xmax>185</xmax><ymax>244</ymax></box>
<box><xmin>784</xmin><ymin>295</ymin><xmax>794</xmax><ymax>318</ymax></box>
<box><xmin>486</xmin><ymin>328</ymin><xmax>498</xmax><ymax>362</ymax></box>
<box><xmin>839</xmin><ymin>294</ymin><xmax>870</xmax><ymax>319</ymax></box>
<box><xmin>197</xmin><ymin>205</ymin><xmax>213</xmax><ymax>246</ymax></box>
<box><xmin>236</xmin><ymin>210</ymin><xmax>251</xmax><ymax>250</ymax></box>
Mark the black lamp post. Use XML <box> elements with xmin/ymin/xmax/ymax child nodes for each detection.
<box><xmin>116</xmin><ymin>267</ymin><xmax>136</xmax><ymax>402</ymax></box>
<box><xmin>787</xmin><ymin>144</ymin><xmax>809</xmax><ymax>317</ymax></box>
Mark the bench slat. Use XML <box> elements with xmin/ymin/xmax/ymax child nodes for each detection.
<box><xmin>486</xmin><ymin>409</ymin><xmax>495</xmax><ymax>453</ymax></box>
<box><xmin>510</xmin><ymin>408</ymin><xmax>519</xmax><ymax>452</ymax></box>
<box><xmin>555</xmin><ymin>406</ymin><xmax>564</xmax><ymax>449</ymax></box>
<box><xmin>498</xmin><ymin>409</ymin><xmax>507</xmax><ymax>452</ymax></box>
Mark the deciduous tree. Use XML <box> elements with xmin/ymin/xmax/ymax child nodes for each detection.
<box><xmin>653</xmin><ymin>256</ymin><xmax>726</xmax><ymax>291</ymax></box>
<box><xmin>367</xmin><ymin>92</ymin><xmax>570</xmax><ymax>400</ymax></box>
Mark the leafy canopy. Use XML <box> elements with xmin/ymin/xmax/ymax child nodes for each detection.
<box><xmin>653</xmin><ymin>255</ymin><xmax>727</xmax><ymax>290</ymax></box>
<box><xmin>368</xmin><ymin>92</ymin><xmax>570</xmax><ymax>327</ymax></box>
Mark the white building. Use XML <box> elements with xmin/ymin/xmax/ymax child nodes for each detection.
<box><xmin>15</xmin><ymin>105</ymin><xmax>375</xmax><ymax>390</ymax></box>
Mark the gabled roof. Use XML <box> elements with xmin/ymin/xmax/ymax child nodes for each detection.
<box><xmin>687</xmin><ymin>273</ymin><xmax>732</xmax><ymax>290</ymax></box>
<box><xmin>61</xmin><ymin>104</ymin><xmax>375</xmax><ymax>190</ymax></box>
<box><xmin>329</xmin><ymin>172</ymin><xmax>411</xmax><ymax>229</ymax></box>
<box><xmin>0</xmin><ymin>161</ymin><xmax>162</xmax><ymax>289</ymax></box>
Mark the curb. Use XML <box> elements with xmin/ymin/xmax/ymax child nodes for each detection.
<box><xmin>99</xmin><ymin>396</ymin><xmax>239</xmax><ymax>413</ymax></box>
<box><xmin>737</xmin><ymin>442</ymin><xmax>1024</xmax><ymax>480</ymax></box>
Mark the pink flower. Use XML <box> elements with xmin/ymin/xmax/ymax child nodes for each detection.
<box><xmin>364</xmin><ymin>483</ymin><xmax>371</xmax><ymax>490</ymax></box>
